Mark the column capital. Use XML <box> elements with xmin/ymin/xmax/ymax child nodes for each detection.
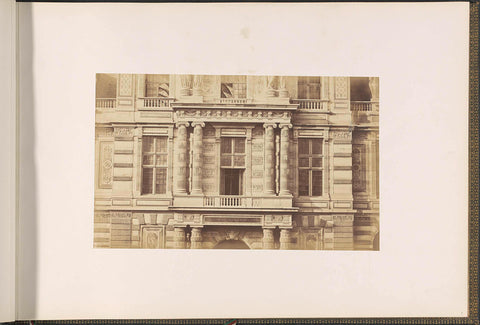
<box><xmin>263</xmin><ymin>122</ymin><xmax>277</xmax><ymax>129</ymax></box>
<box><xmin>191</xmin><ymin>122</ymin><xmax>205</xmax><ymax>128</ymax></box>
<box><xmin>279</xmin><ymin>123</ymin><xmax>293</xmax><ymax>129</ymax></box>
<box><xmin>175</xmin><ymin>121</ymin><xmax>190</xmax><ymax>128</ymax></box>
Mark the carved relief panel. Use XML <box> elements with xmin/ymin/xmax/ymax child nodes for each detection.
<box><xmin>99</xmin><ymin>141</ymin><xmax>113</xmax><ymax>189</ymax></box>
<box><xmin>352</xmin><ymin>144</ymin><xmax>366</xmax><ymax>192</ymax></box>
<box><xmin>141</xmin><ymin>227</ymin><xmax>164</xmax><ymax>249</ymax></box>
<box><xmin>251</xmin><ymin>126</ymin><xmax>264</xmax><ymax>194</ymax></box>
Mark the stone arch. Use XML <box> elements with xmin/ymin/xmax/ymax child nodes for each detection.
<box><xmin>213</xmin><ymin>239</ymin><xmax>251</xmax><ymax>249</ymax></box>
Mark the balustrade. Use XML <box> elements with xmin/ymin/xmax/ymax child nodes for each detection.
<box><xmin>350</xmin><ymin>101</ymin><xmax>373</xmax><ymax>111</ymax></box>
<box><xmin>291</xmin><ymin>99</ymin><xmax>328</xmax><ymax>110</ymax></box>
<box><xmin>139</xmin><ymin>97</ymin><xmax>175</xmax><ymax>108</ymax></box>
<box><xmin>96</xmin><ymin>98</ymin><xmax>116</xmax><ymax>109</ymax></box>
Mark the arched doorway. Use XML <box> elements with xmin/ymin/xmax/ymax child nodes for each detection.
<box><xmin>213</xmin><ymin>240</ymin><xmax>250</xmax><ymax>249</ymax></box>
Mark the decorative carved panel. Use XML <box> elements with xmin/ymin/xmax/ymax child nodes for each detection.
<box><xmin>352</xmin><ymin>144</ymin><xmax>366</xmax><ymax>192</ymax></box>
<box><xmin>335</xmin><ymin>77</ymin><xmax>348</xmax><ymax>99</ymax></box>
<box><xmin>114</xmin><ymin>127</ymin><xmax>134</xmax><ymax>137</ymax></box>
<box><xmin>99</xmin><ymin>142</ymin><xmax>113</xmax><ymax>188</ymax></box>
<box><xmin>141</xmin><ymin>227</ymin><xmax>164</xmax><ymax>249</ymax></box>
<box><xmin>119</xmin><ymin>74</ymin><xmax>133</xmax><ymax>97</ymax></box>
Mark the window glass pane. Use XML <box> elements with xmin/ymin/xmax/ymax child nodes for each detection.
<box><xmin>221</xmin><ymin>83</ymin><xmax>234</xmax><ymax>98</ymax></box>
<box><xmin>312</xmin><ymin>139</ymin><xmax>322</xmax><ymax>154</ymax></box>
<box><xmin>143</xmin><ymin>155</ymin><xmax>154</xmax><ymax>165</ymax></box>
<box><xmin>312</xmin><ymin>171</ymin><xmax>323</xmax><ymax>196</ymax></box>
<box><xmin>234</xmin><ymin>156</ymin><xmax>245</xmax><ymax>167</ymax></box>
<box><xmin>155</xmin><ymin>168</ymin><xmax>167</xmax><ymax>194</ymax></box>
<box><xmin>221</xmin><ymin>138</ymin><xmax>232</xmax><ymax>154</ymax></box>
<box><xmin>298</xmin><ymin>139</ymin><xmax>309</xmax><ymax>155</ymax></box>
<box><xmin>312</xmin><ymin>158</ymin><xmax>323</xmax><ymax>167</ymax></box>
<box><xmin>299</xmin><ymin>170</ymin><xmax>309</xmax><ymax>196</ymax></box>
<box><xmin>234</xmin><ymin>138</ymin><xmax>245</xmax><ymax>153</ymax></box>
<box><xmin>156</xmin><ymin>154</ymin><xmax>167</xmax><ymax>166</ymax></box>
<box><xmin>157</xmin><ymin>83</ymin><xmax>169</xmax><ymax>98</ymax></box>
<box><xmin>220</xmin><ymin>156</ymin><xmax>232</xmax><ymax>167</ymax></box>
<box><xmin>299</xmin><ymin>157</ymin><xmax>309</xmax><ymax>168</ymax></box>
<box><xmin>143</xmin><ymin>137</ymin><xmax>154</xmax><ymax>153</ymax></box>
<box><xmin>155</xmin><ymin>137</ymin><xmax>167</xmax><ymax>153</ymax></box>
<box><xmin>142</xmin><ymin>168</ymin><xmax>153</xmax><ymax>194</ymax></box>
<box><xmin>309</xmin><ymin>83</ymin><xmax>321</xmax><ymax>99</ymax></box>
<box><xmin>233</xmin><ymin>83</ymin><xmax>247</xmax><ymax>98</ymax></box>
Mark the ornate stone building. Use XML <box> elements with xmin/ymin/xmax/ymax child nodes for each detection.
<box><xmin>94</xmin><ymin>74</ymin><xmax>379</xmax><ymax>250</ymax></box>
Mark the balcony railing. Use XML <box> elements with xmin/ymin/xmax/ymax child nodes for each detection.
<box><xmin>351</xmin><ymin>101</ymin><xmax>379</xmax><ymax>112</ymax></box>
<box><xmin>204</xmin><ymin>196</ymin><xmax>247</xmax><ymax>207</ymax></box>
<box><xmin>139</xmin><ymin>97</ymin><xmax>175</xmax><ymax>108</ymax></box>
<box><xmin>96</xmin><ymin>98</ymin><xmax>116</xmax><ymax>109</ymax></box>
<box><xmin>291</xmin><ymin>99</ymin><xmax>328</xmax><ymax>111</ymax></box>
<box><xmin>199</xmin><ymin>195</ymin><xmax>292</xmax><ymax>208</ymax></box>
<box><xmin>217</xmin><ymin>98</ymin><xmax>252</xmax><ymax>104</ymax></box>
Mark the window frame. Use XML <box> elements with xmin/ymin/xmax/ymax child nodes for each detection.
<box><xmin>145</xmin><ymin>74</ymin><xmax>170</xmax><ymax>98</ymax></box>
<box><xmin>220</xmin><ymin>137</ymin><xmax>246</xmax><ymax>195</ymax></box>
<box><xmin>297</xmin><ymin>76</ymin><xmax>322</xmax><ymax>100</ymax></box>
<box><xmin>220</xmin><ymin>76</ymin><xmax>247</xmax><ymax>99</ymax></box>
<box><xmin>141</xmin><ymin>136</ymin><xmax>169</xmax><ymax>195</ymax></box>
<box><xmin>297</xmin><ymin>138</ymin><xmax>324</xmax><ymax>197</ymax></box>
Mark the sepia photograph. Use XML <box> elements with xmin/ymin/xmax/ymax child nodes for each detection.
<box><xmin>94</xmin><ymin>74</ymin><xmax>380</xmax><ymax>250</ymax></box>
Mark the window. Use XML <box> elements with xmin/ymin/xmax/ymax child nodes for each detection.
<box><xmin>142</xmin><ymin>136</ymin><xmax>168</xmax><ymax>194</ymax></box>
<box><xmin>298</xmin><ymin>77</ymin><xmax>321</xmax><ymax>99</ymax></box>
<box><xmin>220</xmin><ymin>137</ymin><xmax>246</xmax><ymax>195</ymax></box>
<box><xmin>221</xmin><ymin>169</ymin><xmax>244</xmax><ymax>195</ymax></box>
<box><xmin>350</xmin><ymin>77</ymin><xmax>372</xmax><ymax>101</ymax></box>
<box><xmin>298</xmin><ymin>138</ymin><xmax>323</xmax><ymax>196</ymax></box>
<box><xmin>221</xmin><ymin>76</ymin><xmax>247</xmax><ymax>98</ymax></box>
<box><xmin>145</xmin><ymin>74</ymin><xmax>169</xmax><ymax>97</ymax></box>
<box><xmin>95</xmin><ymin>73</ymin><xmax>117</xmax><ymax>98</ymax></box>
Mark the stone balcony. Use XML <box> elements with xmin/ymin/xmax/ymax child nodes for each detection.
<box><xmin>172</xmin><ymin>195</ymin><xmax>294</xmax><ymax>210</ymax></box>
<box><xmin>136</xmin><ymin>97</ymin><xmax>175</xmax><ymax>109</ymax></box>
<box><xmin>350</xmin><ymin>101</ymin><xmax>379</xmax><ymax>125</ymax></box>
<box><xmin>291</xmin><ymin>99</ymin><xmax>329</xmax><ymax>111</ymax></box>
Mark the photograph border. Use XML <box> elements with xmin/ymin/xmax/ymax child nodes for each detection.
<box><xmin>12</xmin><ymin>1</ymin><xmax>478</xmax><ymax>324</ymax></box>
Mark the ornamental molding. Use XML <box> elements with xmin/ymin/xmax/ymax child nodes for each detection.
<box><xmin>175</xmin><ymin>108</ymin><xmax>292</xmax><ymax>124</ymax></box>
<box><xmin>264</xmin><ymin>215</ymin><xmax>292</xmax><ymax>226</ymax></box>
<box><xmin>113</xmin><ymin>127</ymin><xmax>134</xmax><ymax>137</ymax></box>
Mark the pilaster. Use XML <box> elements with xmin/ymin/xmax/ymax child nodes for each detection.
<box><xmin>173</xmin><ymin>122</ymin><xmax>190</xmax><ymax>194</ymax></box>
<box><xmin>279</xmin><ymin>228</ymin><xmax>291</xmax><ymax>249</ymax></box>
<box><xmin>191</xmin><ymin>227</ymin><xmax>203</xmax><ymax>249</ymax></box>
<box><xmin>173</xmin><ymin>227</ymin><xmax>186</xmax><ymax>249</ymax></box>
<box><xmin>279</xmin><ymin>123</ymin><xmax>292</xmax><ymax>196</ymax></box>
<box><xmin>263</xmin><ymin>123</ymin><xmax>277</xmax><ymax>195</ymax></box>
<box><xmin>191</xmin><ymin>122</ymin><xmax>205</xmax><ymax>195</ymax></box>
<box><xmin>262</xmin><ymin>228</ymin><xmax>275</xmax><ymax>249</ymax></box>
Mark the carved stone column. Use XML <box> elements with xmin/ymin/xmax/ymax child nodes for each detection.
<box><xmin>279</xmin><ymin>229</ymin><xmax>291</xmax><ymax>250</ymax></box>
<box><xmin>174</xmin><ymin>122</ymin><xmax>189</xmax><ymax>194</ymax></box>
<box><xmin>192</xmin><ymin>75</ymin><xmax>203</xmax><ymax>96</ymax></box>
<box><xmin>279</xmin><ymin>123</ymin><xmax>292</xmax><ymax>196</ymax></box>
<box><xmin>262</xmin><ymin>228</ymin><xmax>274</xmax><ymax>249</ymax></box>
<box><xmin>369</xmin><ymin>77</ymin><xmax>379</xmax><ymax>102</ymax></box>
<box><xmin>173</xmin><ymin>227</ymin><xmax>186</xmax><ymax>249</ymax></box>
<box><xmin>191</xmin><ymin>227</ymin><xmax>202</xmax><ymax>249</ymax></box>
<box><xmin>191</xmin><ymin>122</ymin><xmax>205</xmax><ymax>195</ymax></box>
<box><xmin>264</xmin><ymin>123</ymin><xmax>277</xmax><ymax>195</ymax></box>
<box><xmin>180</xmin><ymin>75</ymin><xmax>192</xmax><ymax>96</ymax></box>
<box><xmin>266</xmin><ymin>76</ymin><xmax>277</xmax><ymax>97</ymax></box>
<box><xmin>278</xmin><ymin>76</ymin><xmax>288</xmax><ymax>98</ymax></box>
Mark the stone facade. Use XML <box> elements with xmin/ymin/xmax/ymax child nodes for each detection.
<box><xmin>94</xmin><ymin>74</ymin><xmax>379</xmax><ymax>250</ymax></box>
